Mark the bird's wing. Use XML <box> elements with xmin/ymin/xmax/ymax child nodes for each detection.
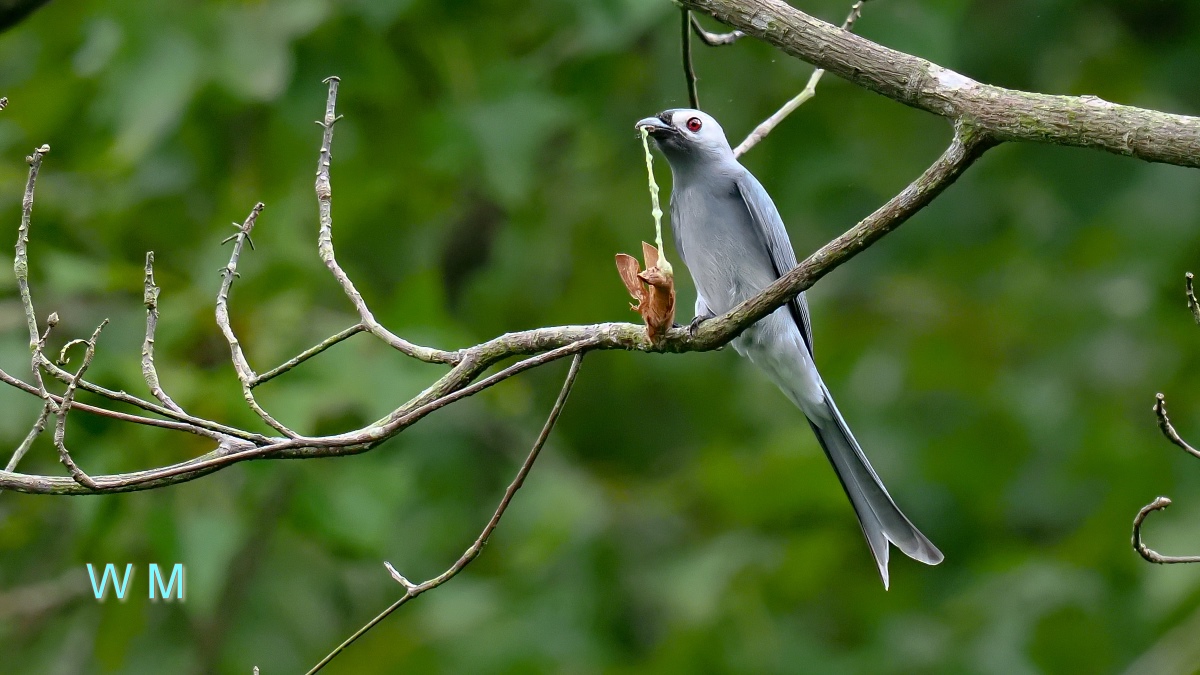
<box><xmin>734</xmin><ymin>171</ymin><xmax>815</xmax><ymax>355</ymax></box>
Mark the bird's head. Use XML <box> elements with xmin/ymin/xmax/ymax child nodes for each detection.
<box><xmin>635</xmin><ymin>109</ymin><xmax>733</xmax><ymax>165</ymax></box>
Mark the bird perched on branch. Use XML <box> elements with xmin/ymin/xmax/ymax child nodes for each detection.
<box><xmin>635</xmin><ymin>109</ymin><xmax>942</xmax><ymax>588</ymax></box>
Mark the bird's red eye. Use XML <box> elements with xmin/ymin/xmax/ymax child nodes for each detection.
<box><xmin>686</xmin><ymin>117</ymin><xmax>703</xmax><ymax>132</ymax></box>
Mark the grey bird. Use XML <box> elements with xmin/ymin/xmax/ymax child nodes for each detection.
<box><xmin>636</xmin><ymin>109</ymin><xmax>943</xmax><ymax>588</ymax></box>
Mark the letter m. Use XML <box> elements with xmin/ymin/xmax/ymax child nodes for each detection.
<box><xmin>86</xmin><ymin>563</ymin><xmax>134</xmax><ymax>601</ymax></box>
<box><xmin>149</xmin><ymin>563</ymin><xmax>185</xmax><ymax>601</ymax></box>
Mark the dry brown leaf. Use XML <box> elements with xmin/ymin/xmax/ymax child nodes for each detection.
<box><xmin>614</xmin><ymin>242</ymin><xmax>675</xmax><ymax>342</ymax></box>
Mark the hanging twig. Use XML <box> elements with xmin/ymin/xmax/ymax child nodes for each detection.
<box><xmin>681</xmin><ymin>8</ymin><xmax>700</xmax><ymax>108</ymax></box>
<box><xmin>306</xmin><ymin>353</ymin><xmax>586</xmax><ymax>674</ymax></box>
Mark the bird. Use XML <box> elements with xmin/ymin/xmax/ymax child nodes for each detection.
<box><xmin>635</xmin><ymin>109</ymin><xmax>942</xmax><ymax>588</ymax></box>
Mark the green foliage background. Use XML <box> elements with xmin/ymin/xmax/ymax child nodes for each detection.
<box><xmin>2</xmin><ymin>0</ymin><xmax>1200</xmax><ymax>672</ymax></box>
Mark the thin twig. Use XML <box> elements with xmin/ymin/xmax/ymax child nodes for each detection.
<box><xmin>1186</xmin><ymin>272</ymin><xmax>1200</xmax><ymax>325</ymax></box>
<box><xmin>37</xmin><ymin>359</ymin><xmax>266</xmax><ymax>442</ymax></box>
<box><xmin>734</xmin><ymin>0</ymin><xmax>869</xmax><ymax>157</ymax></box>
<box><xmin>0</xmin><ymin>402</ymin><xmax>52</xmax><ymax>497</ymax></box>
<box><xmin>52</xmin><ymin>321</ymin><xmax>108</xmax><ymax>489</ymax></box>
<box><xmin>306</xmin><ymin>353</ymin><xmax>586</xmax><ymax>675</ymax></box>
<box><xmin>689</xmin><ymin>14</ymin><xmax>743</xmax><ymax>45</ymax></box>
<box><xmin>250</xmin><ymin>323</ymin><xmax>365</xmax><ymax>388</ymax></box>
<box><xmin>1154</xmin><ymin>393</ymin><xmax>1200</xmax><ymax>460</ymax></box>
<box><xmin>142</xmin><ymin>251</ymin><xmax>185</xmax><ymax>413</ymax></box>
<box><xmin>216</xmin><ymin>202</ymin><xmax>300</xmax><ymax>438</ymax></box>
<box><xmin>314</xmin><ymin>76</ymin><xmax>458</xmax><ymax>366</ymax></box>
<box><xmin>16</xmin><ymin>144</ymin><xmax>49</xmax><ymax>349</ymax></box>
<box><xmin>681</xmin><ymin>9</ymin><xmax>700</xmax><ymax>108</ymax></box>
<box><xmin>1133</xmin><ymin>497</ymin><xmax>1200</xmax><ymax>564</ymax></box>
<box><xmin>0</xmin><ymin>367</ymin><xmax>219</xmax><ymax>437</ymax></box>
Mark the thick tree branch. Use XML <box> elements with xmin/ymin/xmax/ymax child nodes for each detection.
<box><xmin>681</xmin><ymin>0</ymin><xmax>1200</xmax><ymax>168</ymax></box>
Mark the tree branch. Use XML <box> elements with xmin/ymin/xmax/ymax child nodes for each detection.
<box><xmin>215</xmin><ymin>202</ymin><xmax>301</xmax><ymax>438</ymax></box>
<box><xmin>689</xmin><ymin>14</ymin><xmax>743</xmax><ymax>46</ymax></box>
<box><xmin>314</xmin><ymin>76</ymin><xmax>458</xmax><ymax>366</ymax></box>
<box><xmin>52</xmin><ymin>321</ymin><xmax>108</xmax><ymax>490</ymax></box>
<box><xmin>681</xmin><ymin>9</ymin><xmax>700</xmax><ymax>108</ymax></box>
<box><xmin>0</xmin><ymin>81</ymin><xmax>992</xmax><ymax>495</ymax></box>
<box><xmin>734</xmin><ymin>0</ymin><xmax>869</xmax><ymax>157</ymax></box>
<box><xmin>306</xmin><ymin>352</ymin><xmax>585</xmax><ymax>675</ymax></box>
<box><xmin>1132</xmin><ymin>278</ymin><xmax>1200</xmax><ymax>564</ymax></box>
<box><xmin>141</xmin><ymin>251</ymin><xmax>185</xmax><ymax>414</ymax></box>
<box><xmin>681</xmin><ymin>0</ymin><xmax>1200</xmax><ymax>167</ymax></box>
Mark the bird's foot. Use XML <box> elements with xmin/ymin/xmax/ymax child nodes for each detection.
<box><xmin>687</xmin><ymin>312</ymin><xmax>715</xmax><ymax>338</ymax></box>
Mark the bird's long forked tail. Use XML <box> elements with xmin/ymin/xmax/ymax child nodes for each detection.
<box><xmin>808</xmin><ymin>385</ymin><xmax>943</xmax><ymax>589</ymax></box>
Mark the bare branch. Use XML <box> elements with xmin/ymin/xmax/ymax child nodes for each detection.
<box><xmin>37</xmin><ymin>359</ymin><xmax>266</xmax><ymax>442</ymax></box>
<box><xmin>215</xmin><ymin>202</ymin><xmax>301</xmax><ymax>438</ymax></box>
<box><xmin>0</xmin><ymin>106</ymin><xmax>991</xmax><ymax>495</ymax></box>
<box><xmin>682</xmin><ymin>0</ymin><xmax>1200</xmax><ymax>167</ymax></box>
<box><xmin>1186</xmin><ymin>272</ymin><xmax>1200</xmax><ymax>325</ymax></box>
<box><xmin>52</xmin><ymin>320</ymin><xmax>108</xmax><ymax>490</ymax></box>
<box><xmin>141</xmin><ymin>251</ymin><xmax>185</xmax><ymax>414</ymax></box>
<box><xmin>4</xmin><ymin>404</ymin><xmax>50</xmax><ymax>473</ymax></box>
<box><xmin>307</xmin><ymin>352</ymin><xmax>586</xmax><ymax>675</ymax></box>
<box><xmin>689</xmin><ymin>14</ymin><xmax>742</xmax><ymax>46</ymax></box>
<box><xmin>1133</xmin><ymin>497</ymin><xmax>1200</xmax><ymax>564</ymax></box>
<box><xmin>681</xmin><ymin>9</ymin><xmax>700</xmax><ymax>108</ymax></box>
<box><xmin>1132</xmin><ymin>289</ymin><xmax>1200</xmax><ymax>564</ymax></box>
<box><xmin>1154</xmin><ymin>393</ymin><xmax>1200</xmax><ymax>460</ymax></box>
<box><xmin>15</xmin><ymin>144</ymin><xmax>49</xmax><ymax>349</ymax></box>
<box><xmin>734</xmin><ymin>0</ymin><xmax>869</xmax><ymax>157</ymax></box>
<box><xmin>250</xmin><ymin>323</ymin><xmax>366</xmax><ymax>388</ymax></box>
<box><xmin>314</xmin><ymin>76</ymin><xmax>458</xmax><ymax>366</ymax></box>
<box><xmin>0</xmin><ymin>367</ymin><xmax>221</xmax><ymax>437</ymax></box>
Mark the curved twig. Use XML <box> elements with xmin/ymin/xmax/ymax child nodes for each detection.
<box><xmin>1154</xmin><ymin>393</ymin><xmax>1200</xmax><ymax>460</ymax></box>
<box><xmin>314</xmin><ymin>77</ymin><xmax>458</xmax><ymax>366</ymax></box>
<box><xmin>52</xmin><ymin>321</ymin><xmax>108</xmax><ymax>489</ymax></box>
<box><xmin>1133</xmin><ymin>497</ymin><xmax>1200</xmax><ymax>564</ymax></box>
<box><xmin>689</xmin><ymin>14</ymin><xmax>742</xmax><ymax>46</ymax></box>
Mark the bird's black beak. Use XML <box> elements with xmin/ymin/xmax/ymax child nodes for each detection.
<box><xmin>635</xmin><ymin>114</ymin><xmax>675</xmax><ymax>137</ymax></box>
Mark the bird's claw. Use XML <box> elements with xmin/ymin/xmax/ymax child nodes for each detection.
<box><xmin>687</xmin><ymin>313</ymin><xmax>714</xmax><ymax>338</ymax></box>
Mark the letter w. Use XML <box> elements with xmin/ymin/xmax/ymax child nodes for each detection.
<box><xmin>87</xmin><ymin>563</ymin><xmax>134</xmax><ymax>601</ymax></box>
